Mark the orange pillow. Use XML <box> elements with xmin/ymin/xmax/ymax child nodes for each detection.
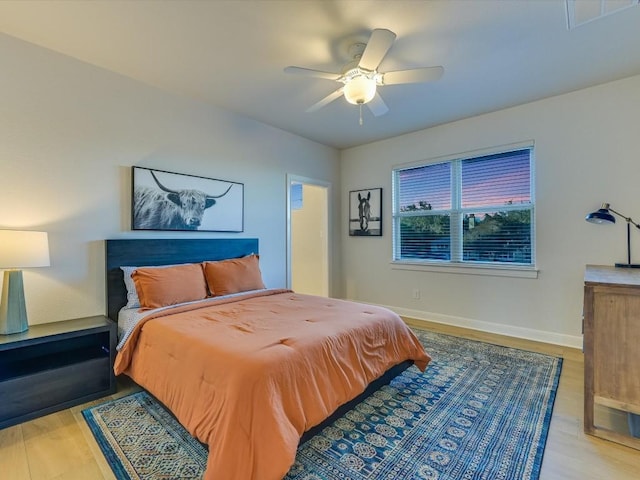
<box><xmin>203</xmin><ymin>254</ymin><xmax>265</xmax><ymax>296</ymax></box>
<box><xmin>132</xmin><ymin>263</ymin><xmax>208</xmax><ymax>309</ymax></box>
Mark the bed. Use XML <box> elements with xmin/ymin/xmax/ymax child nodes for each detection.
<box><xmin>106</xmin><ymin>238</ymin><xmax>430</xmax><ymax>480</ymax></box>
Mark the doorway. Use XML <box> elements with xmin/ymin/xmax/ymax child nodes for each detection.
<box><xmin>286</xmin><ymin>175</ymin><xmax>330</xmax><ymax>296</ymax></box>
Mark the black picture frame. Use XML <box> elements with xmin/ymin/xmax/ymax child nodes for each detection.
<box><xmin>131</xmin><ymin>166</ymin><xmax>244</xmax><ymax>232</ymax></box>
<box><xmin>349</xmin><ymin>188</ymin><xmax>382</xmax><ymax>236</ymax></box>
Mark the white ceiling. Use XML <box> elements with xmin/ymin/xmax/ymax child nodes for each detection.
<box><xmin>1</xmin><ymin>0</ymin><xmax>639</xmax><ymax>149</ymax></box>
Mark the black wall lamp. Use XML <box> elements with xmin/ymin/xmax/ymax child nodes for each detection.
<box><xmin>585</xmin><ymin>202</ymin><xmax>640</xmax><ymax>268</ymax></box>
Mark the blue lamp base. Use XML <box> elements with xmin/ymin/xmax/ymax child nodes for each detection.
<box><xmin>629</xmin><ymin>413</ymin><xmax>640</xmax><ymax>438</ymax></box>
<box><xmin>0</xmin><ymin>270</ymin><xmax>29</xmax><ymax>335</ymax></box>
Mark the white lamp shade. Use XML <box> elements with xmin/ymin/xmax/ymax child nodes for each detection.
<box><xmin>344</xmin><ymin>76</ymin><xmax>377</xmax><ymax>105</ymax></box>
<box><xmin>0</xmin><ymin>230</ymin><xmax>50</xmax><ymax>268</ymax></box>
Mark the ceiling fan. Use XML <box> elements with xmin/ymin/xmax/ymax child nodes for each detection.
<box><xmin>284</xmin><ymin>28</ymin><xmax>444</xmax><ymax>124</ymax></box>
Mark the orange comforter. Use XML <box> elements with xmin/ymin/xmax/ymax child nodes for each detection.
<box><xmin>114</xmin><ymin>289</ymin><xmax>430</xmax><ymax>479</ymax></box>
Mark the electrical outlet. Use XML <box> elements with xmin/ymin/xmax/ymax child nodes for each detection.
<box><xmin>412</xmin><ymin>289</ymin><xmax>421</xmax><ymax>300</ymax></box>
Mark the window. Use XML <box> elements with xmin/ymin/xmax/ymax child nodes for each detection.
<box><xmin>393</xmin><ymin>146</ymin><xmax>534</xmax><ymax>268</ymax></box>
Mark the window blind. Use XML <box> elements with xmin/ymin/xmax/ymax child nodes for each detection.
<box><xmin>393</xmin><ymin>147</ymin><xmax>534</xmax><ymax>267</ymax></box>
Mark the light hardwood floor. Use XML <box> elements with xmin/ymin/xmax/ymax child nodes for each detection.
<box><xmin>1</xmin><ymin>319</ymin><xmax>638</xmax><ymax>479</ymax></box>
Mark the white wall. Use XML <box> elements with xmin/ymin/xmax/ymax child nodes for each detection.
<box><xmin>0</xmin><ymin>33</ymin><xmax>340</xmax><ymax>325</ymax></box>
<box><xmin>4</xmin><ymin>29</ymin><xmax>638</xmax><ymax>346</ymax></box>
<box><xmin>340</xmin><ymin>74</ymin><xmax>640</xmax><ymax>347</ymax></box>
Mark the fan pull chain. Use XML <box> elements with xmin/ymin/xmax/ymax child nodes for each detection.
<box><xmin>359</xmin><ymin>104</ymin><xmax>364</xmax><ymax>126</ymax></box>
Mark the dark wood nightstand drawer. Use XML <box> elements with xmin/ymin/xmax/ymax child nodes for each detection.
<box><xmin>0</xmin><ymin>316</ymin><xmax>116</xmax><ymax>429</ymax></box>
<box><xmin>0</xmin><ymin>357</ymin><xmax>110</xmax><ymax>421</ymax></box>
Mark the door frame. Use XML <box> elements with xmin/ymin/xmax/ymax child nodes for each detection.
<box><xmin>286</xmin><ymin>174</ymin><xmax>332</xmax><ymax>295</ymax></box>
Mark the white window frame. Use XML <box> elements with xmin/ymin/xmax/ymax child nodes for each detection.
<box><xmin>391</xmin><ymin>142</ymin><xmax>537</xmax><ymax>278</ymax></box>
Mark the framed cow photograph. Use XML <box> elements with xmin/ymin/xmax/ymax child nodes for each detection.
<box><xmin>131</xmin><ymin>166</ymin><xmax>244</xmax><ymax>232</ymax></box>
<box><xmin>349</xmin><ymin>188</ymin><xmax>382</xmax><ymax>236</ymax></box>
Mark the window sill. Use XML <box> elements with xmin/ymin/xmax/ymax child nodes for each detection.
<box><xmin>390</xmin><ymin>261</ymin><xmax>539</xmax><ymax>279</ymax></box>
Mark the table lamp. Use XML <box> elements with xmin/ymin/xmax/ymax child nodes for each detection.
<box><xmin>585</xmin><ymin>203</ymin><xmax>640</xmax><ymax>268</ymax></box>
<box><xmin>0</xmin><ymin>230</ymin><xmax>50</xmax><ymax>334</ymax></box>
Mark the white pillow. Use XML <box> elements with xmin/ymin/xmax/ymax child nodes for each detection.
<box><xmin>121</xmin><ymin>266</ymin><xmax>141</xmax><ymax>309</ymax></box>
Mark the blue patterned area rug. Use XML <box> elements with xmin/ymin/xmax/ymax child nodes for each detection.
<box><xmin>83</xmin><ymin>329</ymin><xmax>562</xmax><ymax>480</ymax></box>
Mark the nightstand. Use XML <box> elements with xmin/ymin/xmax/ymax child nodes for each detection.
<box><xmin>0</xmin><ymin>315</ymin><xmax>116</xmax><ymax>429</ymax></box>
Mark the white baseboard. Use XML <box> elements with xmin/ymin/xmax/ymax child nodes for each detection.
<box><xmin>362</xmin><ymin>301</ymin><xmax>583</xmax><ymax>349</ymax></box>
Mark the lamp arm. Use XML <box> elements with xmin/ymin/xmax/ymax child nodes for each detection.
<box><xmin>608</xmin><ymin>207</ymin><xmax>640</xmax><ymax>229</ymax></box>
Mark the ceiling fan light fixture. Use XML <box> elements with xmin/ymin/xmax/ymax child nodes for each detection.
<box><xmin>284</xmin><ymin>28</ymin><xmax>444</xmax><ymax>117</ymax></box>
<box><xmin>343</xmin><ymin>76</ymin><xmax>376</xmax><ymax>105</ymax></box>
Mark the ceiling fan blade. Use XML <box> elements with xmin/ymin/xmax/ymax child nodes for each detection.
<box><xmin>306</xmin><ymin>87</ymin><xmax>344</xmax><ymax>113</ymax></box>
<box><xmin>284</xmin><ymin>66</ymin><xmax>341</xmax><ymax>81</ymax></box>
<box><xmin>366</xmin><ymin>92</ymin><xmax>389</xmax><ymax>117</ymax></box>
<box><xmin>382</xmin><ymin>66</ymin><xmax>444</xmax><ymax>85</ymax></box>
<box><xmin>358</xmin><ymin>29</ymin><xmax>397</xmax><ymax>71</ymax></box>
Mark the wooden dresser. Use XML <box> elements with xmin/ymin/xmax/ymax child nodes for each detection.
<box><xmin>583</xmin><ymin>265</ymin><xmax>640</xmax><ymax>449</ymax></box>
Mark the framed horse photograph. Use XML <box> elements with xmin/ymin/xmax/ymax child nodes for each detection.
<box><xmin>349</xmin><ymin>188</ymin><xmax>382</xmax><ymax>236</ymax></box>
